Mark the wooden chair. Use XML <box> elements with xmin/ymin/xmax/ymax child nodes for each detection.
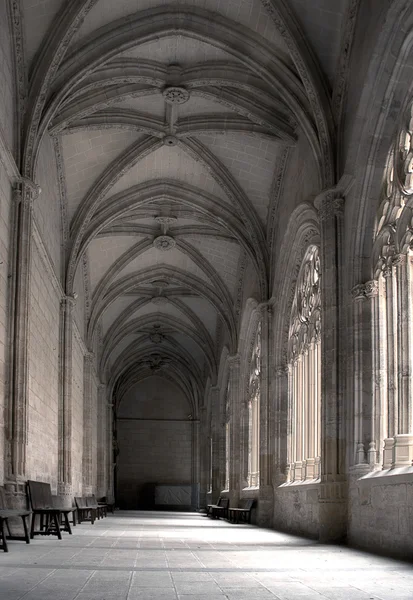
<box><xmin>210</xmin><ymin>497</ymin><xmax>229</xmax><ymax>520</ymax></box>
<box><xmin>75</xmin><ymin>497</ymin><xmax>96</xmax><ymax>524</ymax></box>
<box><xmin>0</xmin><ymin>488</ymin><xmax>31</xmax><ymax>552</ymax></box>
<box><xmin>99</xmin><ymin>496</ymin><xmax>114</xmax><ymax>513</ymax></box>
<box><xmin>27</xmin><ymin>481</ymin><xmax>73</xmax><ymax>540</ymax></box>
<box><xmin>228</xmin><ymin>499</ymin><xmax>255</xmax><ymax>524</ymax></box>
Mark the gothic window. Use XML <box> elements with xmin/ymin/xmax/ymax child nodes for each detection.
<box><xmin>371</xmin><ymin>102</ymin><xmax>413</xmax><ymax>469</ymax></box>
<box><xmin>224</xmin><ymin>379</ymin><xmax>230</xmax><ymax>491</ymax></box>
<box><xmin>248</xmin><ymin>322</ymin><xmax>261</xmax><ymax>487</ymax></box>
<box><xmin>287</xmin><ymin>246</ymin><xmax>321</xmax><ymax>482</ymax></box>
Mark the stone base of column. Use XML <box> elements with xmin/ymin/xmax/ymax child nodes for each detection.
<box><xmin>57</xmin><ymin>481</ymin><xmax>74</xmax><ymax>508</ymax></box>
<box><xmin>392</xmin><ymin>434</ymin><xmax>413</xmax><ymax>468</ymax></box>
<box><xmin>257</xmin><ymin>485</ymin><xmax>274</xmax><ymax>528</ymax></box>
<box><xmin>318</xmin><ymin>481</ymin><xmax>347</xmax><ymax>543</ymax></box>
<box><xmin>4</xmin><ymin>479</ymin><xmax>28</xmax><ymax>510</ymax></box>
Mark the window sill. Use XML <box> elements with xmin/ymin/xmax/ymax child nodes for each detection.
<box><xmin>242</xmin><ymin>486</ymin><xmax>260</xmax><ymax>492</ymax></box>
<box><xmin>279</xmin><ymin>478</ymin><xmax>320</xmax><ymax>488</ymax></box>
<box><xmin>359</xmin><ymin>465</ymin><xmax>413</xmax><ymax>483</ymax></box>
<box><xmin>220</xmin><ymin>489</ymin><xmax>229</xmax><ymax>494</ymax></box>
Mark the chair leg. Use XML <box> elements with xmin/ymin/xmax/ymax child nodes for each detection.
<box><xmin>52</xmin><ymin>513</ymin><xmax>62</xmax><ymax>540</ymax></box>
<box><xmin>30</xmin><ymin>513</ymin><xmax>36</xmax><ymax>539</ymax></box>
<box><xmin>64</xmin><ymin>513</ymin><xmax>72</xmax><ymax>535</ymax></box>
<box><xmin>21</xmin><ymin>515</ymin><xmax>30</xmax><ymax>544</ymax></box>
<box><xmin>5</xmin><ymin>519</ymin><xmax>12</xmax><ymax>538</ymax></box>
<box><xmin>0</xmin><ymin>520</ymin><xmax>8</xmax><ymax>552</ymax></box>
<box><xmin>91</xmin><ymin>509</ymin><xmax>96</xmax><ymax>525</ymax></box>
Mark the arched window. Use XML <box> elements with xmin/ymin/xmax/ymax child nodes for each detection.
<box><xmin>371</xmin><ymin>102</ymin><xmax>413</xmax><ymax>469</ymax></box>
<box><xmin>224</xmin><ymin>379</ymin><xmax>230</xmax><ymax>491</ymax></box>
<box><xmin>248</xmin><ymin>322</ymin><xmax>261</xmax><ymax>487</ymax></box>
<box><xmin>287</xmin><ymin>246</ymin><xmax>321</xmax><ymax>482</ymax></box>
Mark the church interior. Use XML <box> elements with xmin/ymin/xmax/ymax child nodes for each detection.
<box><xmin>0</xmin><ymin>0</ymin><xmax>413</xmax><ymax>596</ymax></box>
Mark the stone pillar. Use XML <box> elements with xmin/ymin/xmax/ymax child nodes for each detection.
<box><xmin>228</xmin><ymin>354</ymin><xmax>241</xmax><ymax>506</ymax></box>
<box><xmin>316</xmin><ymin>191</ymin><xmax>347</xmax><ymax>542</ymax></box>
<box><xmin>96</xmin><ymin>383</ymin><xmax>107</xmax><ymax>497</ymax></box>
<box><xmin>199</xmin><ymin>405</ymin><xmax>209</xmax><ymax>509</ymax></box>
<box><xmin>191</xmin><ymin>418</ymin><xmax>200</xmax><ymax>509</ymax></box>
<box><xmin>58</xmin><ymin>294</ymin><xmax>76</xmax><ymax>506</ymax></box>
<box><xmin>8</xmin><ymin>179</ymin><xmax>40</xmax><ymax>482</ymax></box>
<box><xmin>210</xmin><ymin>386</ymin><xmax>221</xmax><ymax>501</ymax></box>
<box><xmin>258</xmin><ymin>304</ymin><xmax>273</xmax><ymax>526</ymax></box>
<box><xmin>82</xmin><ymin>352</ymin><xmax>95</xmax><ymax>495</ymax></box>
<box><xmin>107</xmin><ymin>402</ymin><xmax>114</xmax><ymax>502</ymax></box>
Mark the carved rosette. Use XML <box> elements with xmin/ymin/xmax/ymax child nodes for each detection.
<box><xmin>153</xmin><ymin>235</ymin><xmax>176</xmax><ymax>251</ymax></box>
<box><xmin>163</xmin><ymin>86</ymin><xmax>190</xmax><ymax>104</ymax></box>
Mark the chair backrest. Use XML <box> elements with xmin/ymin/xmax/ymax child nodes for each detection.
<box><xmin>241</xmin><ymin>499</ymin><xmax>255</xmax><ymax>511</ymax></box>
<box><xmin>219</xmin><ymin>497</ymin><xmax>229</xmax><ymax>508</ymax></box>
<box><xmin>27</xmin><ymin>480</ymin><xmax>53</xmax><ymax>509</ymax></box>
<box><xmin>0</xmin><ymin>487</ymin><xmax>7</xmax><ymax>510</ymax></box>
<box><xmin>75</xmin><ymin>497</ymin><xmax>88</xmax><ymax>510</ymax></box>
<box><xmin>86</xmin><ymin>496</ymin><xmax>97</xmax><ymax>507</ymax></box>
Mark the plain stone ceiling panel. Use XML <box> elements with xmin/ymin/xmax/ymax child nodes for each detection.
<box><xmin>196</xmin><ymin>131</ymin><xmax>281</xmax><ymax>224</ymax></box>
<box><xmin>71</xmin><ymin>0</ymin><xmax>289</xmax><ymax>51</ymax></box>
<box><xmin>61</xmin><ymin>129</ymin><xmax>143</xmax><ymax>223</ymax></box>
<box><xmin>185</xmin><ymin>234</ymin><xmax>241</xmax><ymax>296</ymax></box>
<box><xmin>179</xmin><ymin>297</ymin><xmax>217</xmax><ymax>335</ymax></box>
<box><xmin>88</xmin><ymin>235</ymin><xmax>141</xmax><ymax>291</ymax></box>
<box><xmin>22</xmin><ymin>0</ymin><xmax>64</xmax><ymax>66</ymax></box>
<box><xmin>123</xmin><ymin>300</ymin><xmax>195</xmax><ymax>328</ymax></box>
<box><xmin>115</xmin><ymin>94</ymin><xmax>167</xmax><ymax>118</ymax></box>
<box><xmin>101</xmin><ymin>295</ymin><xmax>140</xmax><ymax>335</ymax></box>
<box><xmin>107</xmin><ymin>143</ymin><xmax>231</xmax><ymax>203</ymax></box>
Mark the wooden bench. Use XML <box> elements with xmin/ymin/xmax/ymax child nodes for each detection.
<box><xmin>228</xmin><ymin>499</ymin><xmax>255</xmax><ymax>524</ymax></box>
<box><xmin>88</xmin><ymin>495</ymin><xmax>107</xmax><ymax>518</ymax></box>
<box><xmin>75</xmin><ymin>497</ymin><xmax>96</xmax><ymax>524</ymax></box>
<box><xmin>209</xmin><ymin>497</ymin><xmax>229</xmax><ymax>519</ymax></box>
<box><xmin>27</xmin><ymin>481</ymin><xmax>74</xmax><ymax>540</ymax></box>
<box><xmin>0</xmin><ymin>488</ymin><xmax>31</xmax><ymax>552</ymax></box>
<box><xmin>206</xmin><ymin>496</ymin><xmax>222</xmax><ymax>517</ymax></box>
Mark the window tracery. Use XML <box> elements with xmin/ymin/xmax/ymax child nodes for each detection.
<box><xmin>247</xmin><ymin>322</ymin><xmax>261</xmax><ymax>487</ymax></box>
<box><xmin>287</xmin><ymin>246</ymin><xmax>321</xmax><ymax>482</ymax></box>
<box><xmin>369</xmin><ymin>100</ymin><xmax>413</xmax><ymax>470</ymax></box>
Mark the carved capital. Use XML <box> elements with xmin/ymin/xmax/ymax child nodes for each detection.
<box><xmin>227</xmin><ymin>353</ymin><xmax>241</xmax><ymax>368</ymax></box>
<box><xmin>61</xmin><ymin>294</ymin><xmax>77</xmax><ymax>310</ymax></box>
<box><xmin>351</xmin><ymin>283</ymin><xmax>366</xmax><ymax>302</ymax></box>
<box><xmin>365</xmin><ymin>280</ymin><xmax>379</xmax><ymax>298</ymax></box>
<box><xmin>84</xmin><ymin>352</ymin><xmax>95</xmax><ymax>364</ymax></box>
<box><xmin>392</xmin><ymin>253</ymin><xmax>407</xmax><ymax>268</ymax></box>
<box><xmin>315</xmin><ymin>190</ymin><xmax>345</xmax><ymax>222</ymax></box>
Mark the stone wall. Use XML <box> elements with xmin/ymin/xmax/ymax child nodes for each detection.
<box><xmin>0</xmin><ymin>163</ymin><xmax>11</xmax><ymax>485</ymax></box>
<box><xmin>116</xmin><ymin>376</ymin><xmax>193</xmax><ymax>509</ymax></box>
<box><xmin>273</xmin><ymin>484</ymin><xmax>320</xmax><ymax>539</ymax></box>
<box><xmin>27</xmin><ymin>238</ymin><xmax>60</xmax><ymax>490</ymax></box>
<box><xmin>71</xmin><ymin>332</ymin><xmax>84</xmax><ymax>495</ymax></box>
<box><xmin>348</xmin><ymin>474</ymin><xmax>413</xmax><ymax>558</ymax></box>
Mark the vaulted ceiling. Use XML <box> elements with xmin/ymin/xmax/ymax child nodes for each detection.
<box><xmin>17</xmin><ymin>0</ymin><xmax>351</xmax><ymax>411</ymax></box>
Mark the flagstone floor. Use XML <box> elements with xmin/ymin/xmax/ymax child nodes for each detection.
<box><xmin>0</xmin><ymin>511</ymin><xmax>412</xmax><ymax>599</ymax></box>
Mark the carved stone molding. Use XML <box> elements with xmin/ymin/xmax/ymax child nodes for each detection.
<box><xmin>153</xmin><ymin>235</ymin><xmax>176</xmax><ymax>251</ymax></box>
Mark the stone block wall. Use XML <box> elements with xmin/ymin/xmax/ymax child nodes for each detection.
<box><xmin>348</xmin><ymin>474</ymin><xmax>413</xmax><ymax>558</ymax></box>
<box><xmin>273</xmin><ymin>485</ymin><xmax>320</xmax><ymax>539</ymax></box>
<box><xmin>0</xmin><ymin>163</ymin><xmax>11</xmax><ymax>486</ymax></box>
<box><xmin>27</xmin><ymin>240</ymin><xmax>60</xmax><ymax>490</ymax></box>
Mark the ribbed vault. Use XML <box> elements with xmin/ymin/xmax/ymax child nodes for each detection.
<box><xmin>17</xmin><ymin>0</ymin><xmax>342</xmax><ymax>420</ymax></box>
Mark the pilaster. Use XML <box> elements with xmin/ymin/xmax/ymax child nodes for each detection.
<box><xmin>82</xmin><ymin>352</ymin><xmax>95</xmax><ymax>495</ymax></box>
<box><xmin>58</xmin><ymin>294</ymin><xmax>76</xmax><ymax>505</ymax></box>
<box><xmin>8</xmin><ymin>179</ymin><xmax>40</xmax><ymax>481</ymax></box>
<box><xmin>210</xmin><ymin>385</ymin><xmax>221</xmax><ymax>502</ymax></box>
<box><xmin>228</xmin><ymin>354</ymin><xmax>241</xmax><ymax>506</ymax></box>
<box><xmin>96</xmin><ymin>383</ymin><xmax>107</xmax><ymax>496</ymax></box>
<box><xmin>316</xmin><ymin>190</ymin><xmax>347</xmax><ymax>542</ymax></box>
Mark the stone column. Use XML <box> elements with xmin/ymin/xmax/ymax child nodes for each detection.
<box><xmin>228</xmin><ymin>354</ymin><xmax>241</xmax><ymax>506</ymax></box>
<box><xmin>210</xmin><ymin>386</ymin><xmax>221</xmax><ymax>502</ymax></box>
<box><xmin>8</xmin><ymin>179</ymin><xmax>40</xmax><ymax>482</ymax></box>
<box><xmin>96</xmin><ymin>383</ymin><xmax>107</xmax><ymax>497</ymax></box>
<box><xmin>258</xmin><ymin>304</ymin><xmax>273</xmax><ymax>526</ymax></box>
<box><xmin>107</xmin><ymin>402</ymin><xmax>115</xmax><ymax>501</ymax></box>
<box><xmin>58</xmin><ymin>294</ymin><xmax>76</xmax><ymax>506</ymax></box>
<box><xmin>198</xmin><ymin>405</ymin><xmax>209</xmax><ymax>509</ymax></box>
<box><xmin>316</xmin><ymin>191</ymin><xmax>347</xmax><ymax>542</ymax></box>
<box><xmin>82</xmin><ymin>352</ymin><xmax>95</xmax><ymax>495</ymax></box>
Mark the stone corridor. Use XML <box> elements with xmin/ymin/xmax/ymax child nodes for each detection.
<box><xmin>0</xmin><ymin>512</ymin><xmax>412</xmax><ymax>600</ymax></box>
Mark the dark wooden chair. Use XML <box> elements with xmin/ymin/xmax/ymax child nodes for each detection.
<box><xmin>99</xmin><ymin>496</ymin><xmax>114</xmax><ymax>513</ymax></box>
<box><xmin>210</xmin><ymin>497</ymin><xmax>229</xmax><ymax>519</ymax></box>
<box><xmin>228</xmin><ymin>499</ymin><xmax>255</xmax><ymax>524</ymax></box>
<box><xmin>75</xmin><ymin>497</ymin><xmax>96</xmax><ymax>524</ymax></box>
<box><xmin>27</xmin><ymin>481</ymin><xmax>74</xmax><ymax>540</ymax></box>
<box><xmin>0</xmin><ymin>488</ymin><xmax>31</xmax><ymax>552</ymax></box>
<box><xmin>206</xmin><ymin>496</ymin><xmax>222</xmax><ymax>517</ymax></box>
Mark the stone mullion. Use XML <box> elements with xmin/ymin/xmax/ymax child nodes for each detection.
<box><xmin>302</xmin><ymin>347</ymin><xmax>309</xmax><ymax>478</ymax></box>
<box><xmin>351</xmin><ymin>285</ymin><xmax>366</xmax><ymax>466</ymax></box>
<box><xmin>314</xmin><ymin>341</ymin><xmax>321</xmax><ymax>478</ymax></box>
<box><xmin>306</xmin><ymin>343</ymin><xmax>315</xmax><ymax>478</ymax></box>
<box><xmin>258</xmin><ymin>305</ymin><xmax>271</xmax><ymax>489</ymax></box>
<box><xmin>382</xmin><ymin>267</ymin><xmax>397</xmax><ymax>468</ymax></box>
<box><xmin>374</xmin><ymin>278</ymin><xmax>387</xmax><ymax>467</ymax></box>
<box><xmin>291</xmin><ymin>360</ymin><xmax>297</xmax><ymax>479</ymax></box>
<box><xmin>317</xmin><ymin>192</ymin><xmax>346</xmax><ymax>542</ymax></box>
<box><xmin>9</xmin><ymin>180</ymin><xmax>40</xmax><ymax>480</ymax></box>
<box><xmin>58</xmin><ymin>295</ymin><xmax>76</xmax><ymax>505</ymax></box>
<box><xmin>285</xmin><ymin>364</ymin><xmax>293</xmax><ymax>481</ymax></box>
<box><xmin>394</xmin><ymin>254</ymin><xmax>411</xmax><ymax>434</ymax></box>
<box><xmin>274</xmin><ymin>366</ymin><xmax>289</xmax><ymax>484</ymax></box>
<box><xmin>295</xmin><ymin>356</ymin><xmax>303</xmax><ymax>479</ymax></box>
<box><xmin>366</xmin><ymin>281</ymin><xmax>380</xmax><ymax>466</ymax></box>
